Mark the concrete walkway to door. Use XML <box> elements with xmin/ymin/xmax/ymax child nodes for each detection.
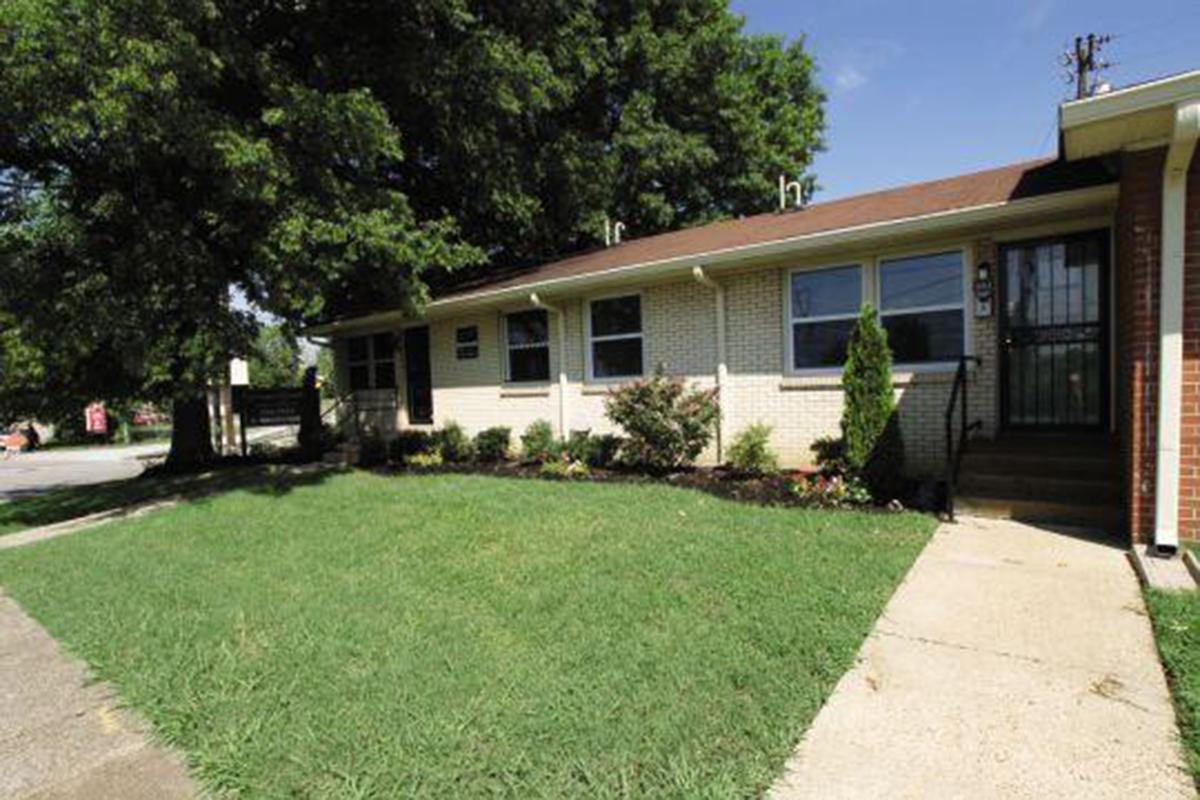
<box><xmin>771</xmin><ymin>517</ymin><xmax>1195</xmax><ymax>799</ymax></box>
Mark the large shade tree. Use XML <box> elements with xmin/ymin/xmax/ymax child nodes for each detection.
<box><xmin>0</xmin><ymin>0</ymin><xmax>825</xmax><ymax>467</ymax></box>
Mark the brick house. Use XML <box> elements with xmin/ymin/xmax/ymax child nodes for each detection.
<box><xmin>310</xmin><ymin>69</ymin><xmax>1200</xmax><ymax>551</ymax></box>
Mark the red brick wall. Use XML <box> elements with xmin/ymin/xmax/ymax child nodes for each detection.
<box><xmin>1118</xmin><ymin>146</ymin><xmax>1200</xmax><ymax>545</ymax></box>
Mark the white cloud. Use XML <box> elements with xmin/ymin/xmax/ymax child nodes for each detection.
<box><xmin>835</xmin><ymin>66</ymin><xmax>867</xmax><ymax>91</ymax></box>
<box><xmin>829</xmin><ymin>39</ymin><xmax>904</xmax><ymax>94</ymax></box>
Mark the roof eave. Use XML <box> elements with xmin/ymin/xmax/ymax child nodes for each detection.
<box><xmin>305</xmin><ymin>182</ymin><xmax>1117</xmax><ymax>336</ymax></box>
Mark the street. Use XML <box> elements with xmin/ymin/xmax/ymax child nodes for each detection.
<box><xmin>0</xmin><ymin>444</ymin><xmax>165</xmax><ymax>500</ymax></box>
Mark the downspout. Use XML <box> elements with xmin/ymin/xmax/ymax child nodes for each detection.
<box><xmin>1153</xmin><ymin>99</ymin><xmax>1200</xmax><ymax>555</ymax></box>
<box><xmin>530</xmin><ymin>293</ymin><xmax>569</xmax><ymax>438</ymax></box>
<box><xmin>692</xmin><ymin>267</ymin><xmax>727</xmax><ymax>463</ymax></box>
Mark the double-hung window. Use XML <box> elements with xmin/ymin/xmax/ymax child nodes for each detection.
<box><xmin>505</xmin><ymin>310</ymin><xmax>550</xmax><ymax>382</ymax></box>
<box><xmin>878</xmin><ymin>251</ymin><xmax>965</xmax><ymax>364</ymax></box>
<box><xmin>347</xmin><ymin>332</ymin><xmax>396</xmax><ymax>390</ymax></box>
<box><xmin>455</xmin><ymin>326</ymin><xmax>479</xmax><ymax>360</ymax></box>
<box><xmin>587</xmin><ymin>294</ymin><xmax>643</xmax><ymax>380</ymax></box>
<box><xmin>788</xmin><ymin>265</ymin><xmax>862</xmax><ymax>370</ymax></box>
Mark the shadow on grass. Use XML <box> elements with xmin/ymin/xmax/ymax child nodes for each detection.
<box><xmin>0</xmin><ymin>461</ymin><xmax>341</xmax><ymax>535</ymax></box>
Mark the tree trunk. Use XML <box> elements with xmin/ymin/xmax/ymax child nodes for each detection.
<box><xmin>167</xmin><ymin>394</ymin><xmax>215</xmax><ymax>470</ymax></box>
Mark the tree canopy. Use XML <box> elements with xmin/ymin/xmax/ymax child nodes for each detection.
<box><xmin>0</xmin><ymin>0</ymin><xmax>825</xmax><ymax>465</ymax></box>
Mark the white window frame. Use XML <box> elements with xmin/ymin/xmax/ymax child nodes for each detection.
<box><xmin>875</xmin><ymin>247</ymin><xmax>970</xmax><ymax>371</ymax></box>
<box><xmin>584</xmin><ymin>291</ymin><xmax>645</xmax><ymax>383</ymax></box>
<box><xmin>503</xmin><ymin>309</ymin><xmax>551</xmax><ymax>384</ymax></box>
<box><xmin>784</xmin><ymin>263</ymin><xmax>865</xmax><ymax>376</ymax></box>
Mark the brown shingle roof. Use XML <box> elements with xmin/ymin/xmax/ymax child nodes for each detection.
<box><xmin>441</xmin><ymin>156</ymin><xmax>1113</xmax><ymax>299</ymax></box>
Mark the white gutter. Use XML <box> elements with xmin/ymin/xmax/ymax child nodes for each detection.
<box><xmin>692</xmin><ymin>267</ymin><xmax>727</xmax><ymax>463</ymax></box>
<box><xmin>1153</xmin><ymin>99</ymin><xmax>1200</xmax><ymax>556</ymax></box>
<box><xmin>1061</xmin><ymin>70</ymin><xmax>1200</xmax><ymax>129</ymax></box>
<box><xmin>529</xmin><ymin>292</ymin><xmax>569</xmax><ymax>438</ymax></box>
<box><xmin>305</xmin><ymin>184</ymin><xmax>1117</xmax><ymax>337</ymax></box>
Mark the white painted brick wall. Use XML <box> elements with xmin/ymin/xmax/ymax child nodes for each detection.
<box><xmin>335</xmin><ymin>239</ymin><xmax>1000</xmax><ymax>476</ymax></box>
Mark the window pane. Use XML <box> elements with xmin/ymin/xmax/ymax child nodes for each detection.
<box><xmin>374</xmin><ymin>361</ymin><xmax>396</xmax><ymax>389</ymax></box>
<box><xmin>456</xmin><ymin>345</ymin><xmax>478</xmax><ymax>360</ymax></box>
<box><xmin>883</xmin><ymin>309</ymin><xmax>964</xmax><ymax>363</ymax></box>
<box><xmin>506</xmin><ymin>310</ymin><xmax>548</xmax><ymax>346</ymax></box>
<box><xmin>880</xmin><ymin>252</ymin><xmax>963</xmax><ymax>311</ymax></box>
<box><xmin>791</xmin><ymin>266</ymin><xmax>861</xmax><ymax>319</ymax></box>
<box><xmin>792</xmin><ymin>319</ymin><xmax>856</xmax><ymax>369</ymax></box>
<box><xmin>591</xmin><ymin>295</ymin><xmax>642</xmax><ymax>337</ymax></box>
<box><xmin>348</xmin><ymin>336</ymin><xmax>369</xmax><ymax>363</ymax></box>
<box><xmin>372</xmin><ymin>332</ymin><xmax>394</xmax><ymax>359</ymax></box>
<box><xmin>508</xmin><ymin>345</ymin><xmax>549</xmax><ymax>382</ymax></box>
<box><xmin>455</xmin><ymin>326</ymin><xmax>478</xmax><ymax>344</ymax></box>
<box><xmin>592</xmin><ymin>338</ymin><xmax>643</xmax><ymax>378</ymax></box>
<box><xmin>349</xmin><ymin>364</ymin><xmax>370</xmax><ymax>391</ymax></box>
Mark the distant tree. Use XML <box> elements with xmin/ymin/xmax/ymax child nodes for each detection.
<box><xmin>316</xmin><ymin>347</ymin><xmax>337</xmax><ymax>399</ymax></box>
<box><xmin>248</xmin><ymin>326</ymin><xmax>302</xmax><ymax>389</ymax></box>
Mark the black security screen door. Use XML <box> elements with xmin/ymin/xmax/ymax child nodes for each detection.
<box><xmin>1000</xmin><ymin>231</ymin><xmax>1108</xmax><ymax>429</ymax></box>
<box><xmin>403</xmin><ymin>326</ymin><xmax>433</xmax><ymax>425</ymax></box>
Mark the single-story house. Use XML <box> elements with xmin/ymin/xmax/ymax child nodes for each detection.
<box><xmin>309</xmin><ymin>69</ymin><xmax>1200</xmax><ymax>552</ymax></box>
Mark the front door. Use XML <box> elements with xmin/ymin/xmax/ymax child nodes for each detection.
<box><xmin>403</xmin><ymin>326</ymin><xmax>433</xmax><ymax>425</ymax></box>
<box><xmin>1000</xmin><ymin>230</ymin><xmax>1109</xmax><ymax>429</ymax></box>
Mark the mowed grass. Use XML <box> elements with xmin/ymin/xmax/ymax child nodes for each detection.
<box><xmin>1146</xmin><ymin>585</ymin><xmax>1200</xmax><ymax>788</ymax></box>
<box><xmin>0</xmin><ymin>472</ymin><xmax>933</xmax><ymax>798</ymax></box>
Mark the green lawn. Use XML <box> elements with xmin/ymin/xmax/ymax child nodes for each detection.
<box><xmin>1146</xmin><ymin>582</ymin><xmax>1200</xmax><ymax>788</ymax></box>
<box><xmin>0</xmin><ymin>472</ymin><xmax>933</xmax><ymax>798</ymax></box>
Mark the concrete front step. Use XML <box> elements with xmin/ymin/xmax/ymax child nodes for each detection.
<box><xmin>959</xmin><ymin>450</ymin><xmax>1117</xmax><ymax>480</ymax></box>
<box><xmin>957</xmin><ymin>472</ymin><xmax>1122</xmax><ymax>505</ymax></box>
<box><xmin>955</xmin><ymin>494</ymin><xmax>1123</xmax><ymax>531</ymax></box>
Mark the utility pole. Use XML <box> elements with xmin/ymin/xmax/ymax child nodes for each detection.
<box><xmin>1062</xmin><ymin>34</ymin><xmax>1112</xmax><ymax>100</ymax></box>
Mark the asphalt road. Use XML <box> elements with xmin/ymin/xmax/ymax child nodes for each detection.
<box><xmin>0</xmin><ymin>444</ymin><xmax>166</xmax><ymax>501</ymax></box>
<box><xmin>0</xmin><ymin>427</ymin><xmax>298</xmax><ymax>501</ymax></box>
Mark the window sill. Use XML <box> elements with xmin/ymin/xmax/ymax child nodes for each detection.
<box><xmin>780</xmin><ymin>360</ymin><xmax>967</xmax><ymax>390</ymax></box>
<box><xmin>500</xmin><ymin>385</ymin><xmax>551</xmax><ymax>398</ymax></box>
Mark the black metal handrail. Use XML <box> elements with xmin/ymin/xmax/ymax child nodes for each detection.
<box><xmin>944</xmin><ymin>355</ymin><xmax>983</xmax><ymax>520</ymax></box>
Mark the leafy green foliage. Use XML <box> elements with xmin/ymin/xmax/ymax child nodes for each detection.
<box><xmin>564</xmin><ymin>430</ymin><xmax>624</xmax><ymax>469</ymax></box>
<box><xmin>728</xmin><ymin>423</ymin><xmax>780</xmax><ymax>476</ymax></box>
<box><xmin>604</xmin><ymin>368</ymin><xmax>719</xmax><ymax>472</ymax></box>
<box><xmin>539</xmin><ymin>457</ymin><xmax>590</xmax><ymax>480</ymax></box>
<box><xmin>790</xmin><ymin>473</ymin><xmax>873</xmax><ymax>509</ymax></box>
<box><xmin>0</xmin><ymin>0</ymin><xmax>481</xmax><ymax>463</ymax></box>
<box><xmin>520</xmin><ymin>420</ymin><xmax>559</xmax><ymax>464</ymax></box>
<box><xmin>248</xmin><ymin>326</ymin><xmax>302</xmax><ymax>389</ymax></box>
<box><xmin>432</xmin><ymin>421</ymin><xmax>473</xmax><ymax>463</ymax></box>
<box><xmin>0</xmin><ymin>472</ymin><xmax>931</xmax><ymax>796</ymax></box>
<box><xmin>841</xmin><ymin>307</ymin><xmax>905</xmax><ymax>500</ymax></box>
<box><xmin>473</xmin><ymin>426</ymin><xmax>511</xmax><ymax>463</ymax></box>
<box><xmin>357</xmin><ymin>430</ymin><xmax>387</xmax><ymax>467</ymax></box>
<box><xmin>388</xmin><ymin>430</ymin><xmax>434</xmax><ymax>463</ymax></box>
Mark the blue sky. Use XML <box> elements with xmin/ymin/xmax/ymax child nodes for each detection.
<box><xmin>730</xmin><ymin>0</ymin><xmax>1199</xmax><ymax>200</ymax></box>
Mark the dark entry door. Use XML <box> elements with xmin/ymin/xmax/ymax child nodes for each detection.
<box><xmin>1000</xmin><ymin>231</ymin><xmax>1108</xmax><ymax>429</ymax></box>
<box><xmin>403</xmin><ymin>326</ymin><xmax>433</xmax><ymax>424</ymax></box>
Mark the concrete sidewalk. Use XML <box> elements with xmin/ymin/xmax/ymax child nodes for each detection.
<box><xmin>0</xmin><ymin>592</ymin><xmax>196</xmax><ymax>799</ymax></box>
<box><xmin>771</xmin><ymin>517</ymin><xmax>1195</xmax><ymax>799</ymax></box>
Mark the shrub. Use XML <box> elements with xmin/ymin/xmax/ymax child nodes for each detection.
<box><xmin>588</xmin><ymin>434</ymin><xmax>623</xmax><ymax>469</ymax></box>
<box><xmin>407</xmin><ymin>450</ymin><xmax>444</xmax><ymax>469</ymax></box>
<box><xmin>604</xmin><ymin>367</ymin><xmax>719</xmax><ymax>472</ymax></box>
<box><xmin>357</xmin><ymin>430</ymin><xmax>387</xmax><ymax>467</ymax></box>
<box><xmin>727</xmin><ymin>423</ymin><xmax>779</xmax><ymax>476</ymax></box>
<box><xmin>433</xmin><ymin>421</ymin><xmax>474</xmax><ymax>463</ymax></box>
<box><xmin>811</xmin><ymin>435</ymin><xmax>846</xmax><ymax>474</ymax></box>
<box><xmin>521</xmin><ymin>419</ymin><xmax>560</xmax><ymax>463</ymax></box>
<box><xmin>389</xmin><ymin>429</ymin><xmax>433</xmax><ymax>463</ymax></box>
<box><xmin>565</xmin><ymin>430</ymin><xmax>596</xmax><ymax>464</ymax></box>
<box><xmin>842</xmin><ymin>306</ymin><xmax>905</xmax><ymax>500</ymax></box>
<box><xmin>539</xmin><ymin>457</ymin><xmax>589</xmax><ymax>480</ymax></box>
<box><xmin>790</xmin><ymin>473</ymin><xmax>872</xmax><ymax>509</ymax></box>
<box><xmin>474</xmin><ymin>426</ymin><xmax>511</xmax><ymax>463</ymax></box>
